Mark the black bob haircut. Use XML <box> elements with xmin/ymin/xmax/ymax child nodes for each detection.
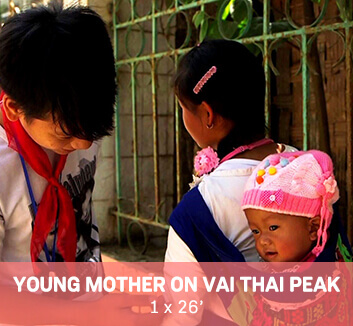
<box><xmin>175</xmin><ymin>39</ymin><xmax>266</xmax><ymax>145</ymax></box>
<box><xmin>0</xmin><ymin>4</ymin><xmax>117</xmax><ymax>141</ymax></box>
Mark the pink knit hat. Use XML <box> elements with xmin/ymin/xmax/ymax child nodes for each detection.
<box><xmin>241</xmin><ymin>150</ymin><xmax>339</xmax><ymax>257</ymax></box>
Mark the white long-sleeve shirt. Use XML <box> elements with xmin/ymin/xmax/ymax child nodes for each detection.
<box><xmin>164</xmin><ymin>145</ymin><xmax>297</xmax><ymax>325</ymax></box>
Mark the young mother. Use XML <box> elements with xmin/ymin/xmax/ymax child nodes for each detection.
<box><xmin>163</xmin><ymin>40</ymin><xmax>295</xmax><ymax>325</ymax></box>
<box><xmin>166</xmin><ymin>39</ymin><xmax>295</xmax><ymax>264</ymax></box>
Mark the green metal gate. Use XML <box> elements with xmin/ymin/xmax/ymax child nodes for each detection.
<box><xmin>113</xmin><ymin>0</ymin><xmax>353</xmax><ymax>251</ymax></box>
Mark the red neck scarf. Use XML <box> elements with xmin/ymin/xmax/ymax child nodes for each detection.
<box><xmin>0</xmin><ymin>91</ymin><xmax>76</xmax><ymax>262</ymax></box>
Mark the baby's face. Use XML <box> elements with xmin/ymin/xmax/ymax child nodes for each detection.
<box><xmin>245</xmin><ymin>209</ymin><xmax>318</xmax><ymax>262</ymax></box>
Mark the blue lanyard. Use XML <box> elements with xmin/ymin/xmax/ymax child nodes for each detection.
<box><xmin>19</xmin><ymin>154</ymin><xmax>57</xmax><ymax>262</ymax></box>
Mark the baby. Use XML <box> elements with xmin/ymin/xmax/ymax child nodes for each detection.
<box><xmin>241</xmin><ymin>150</ymin><xmax>344</xmax><ymax>262</ymax></box>
<box><xmin>227</xmin><ymin>150</ymin><xmax>353</xmax><ymax>326</ymax></box>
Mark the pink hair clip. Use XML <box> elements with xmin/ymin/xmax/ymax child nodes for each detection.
<box><xmin>193</xmin><ymin>66</ymin><xmax>217</xmax><ymax>95</ymax></box>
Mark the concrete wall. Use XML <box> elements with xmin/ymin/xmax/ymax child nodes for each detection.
<box><xmin>113</xmin><ymin>1</ymin><xmax>175</xmax><ymax>249</ymax></box>
<box><xmin>88</xmin><ymin>0</ymin><xmax>118</xmax><ymax>243</ymax></box>
<box><xmin>89</xmin><ymin>0</ymin><xmax>175</xmax><ymax>245</ymax></box>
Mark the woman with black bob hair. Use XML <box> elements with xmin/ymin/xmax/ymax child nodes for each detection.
<box><xmin>163</xmin><ymin>38</ymin><xmax>297</xmax><ymax>326</ymax></box>
<box><xmin>166</xmin><ymin>39</ymin><xmax>297</xmax><ymax>264</ymax></box>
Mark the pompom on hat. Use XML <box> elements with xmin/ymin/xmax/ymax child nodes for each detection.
<box><xmin>241</xmin><ymin>150</ymin><xmax>339</xmax><ymax>258</ymax></box>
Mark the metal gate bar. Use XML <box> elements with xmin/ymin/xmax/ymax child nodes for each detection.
<box><xmin>113</xmin><ymin>0</ymin><xmax>353</xmax><ymax>245</ymax></box>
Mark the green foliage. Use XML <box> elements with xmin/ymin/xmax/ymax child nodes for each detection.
<box><xmin>244</xmin><ymin>43</ymin><xmax>262</xmax><ymax>57</ymax></box>
<box><xmin>0</xmin><ymin>3</ymin><xmax>8</xmax><ymax>14</ymax></box>
<box><xmin>200</xmin><ymin>18</ymin><xmax>209</xmax><ymax>42</ymax></box>
<box><xmin>193</xmin><ymin>10</ymin><xmax>206</xmax><ymax>28</ymax></box>
<box><xmin>207</xmin><ymin>20</ymin><xmax>223</xmax><ymax>39</ymax></box>
<box><xmin>164</xmin><ymin>0</ymin><xmax>174</xmax><ymax>8</ymax></box>
<box><xmin>222</xmin><ymin>0</ymin><xmax>234</xmax><ymax>20</ymax></box>
<box><xmin>229</xmin><ymin>0</ymin><xmax>248</xmax><ymax>26</ymax></box>
<box><xmin>193</xmin><ymin>10</ymin><xmax>210</xmax><ymax>42</ymax></box>
<box><xmin>336</xmin><ymin>0</ymin><xmax>353</xmax><ymax>21</ymax></box>
<box><xmin>192</xmin><ymin>0</ymin><xmax>296</xmax><ymax>56</ymax></box>
<box><xmin>219</xmin><ymin>0</ymin><xmax>251</xmax><ymax>38</ymax></box>
<box><xmin>193</xmin><ymin>0</ymin><xmax>252</xmax><ymax>43</ymax></box>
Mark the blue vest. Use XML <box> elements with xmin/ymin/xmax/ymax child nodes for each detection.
<box><xmin>169</xmin><ymin>188</ymin><xmax>352</xmax><ymax>263</ymax></box>
<box><xmin>169</xmin><ymin>186</ymin><xmax>245</xmax><ymax>262</ymax></box>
